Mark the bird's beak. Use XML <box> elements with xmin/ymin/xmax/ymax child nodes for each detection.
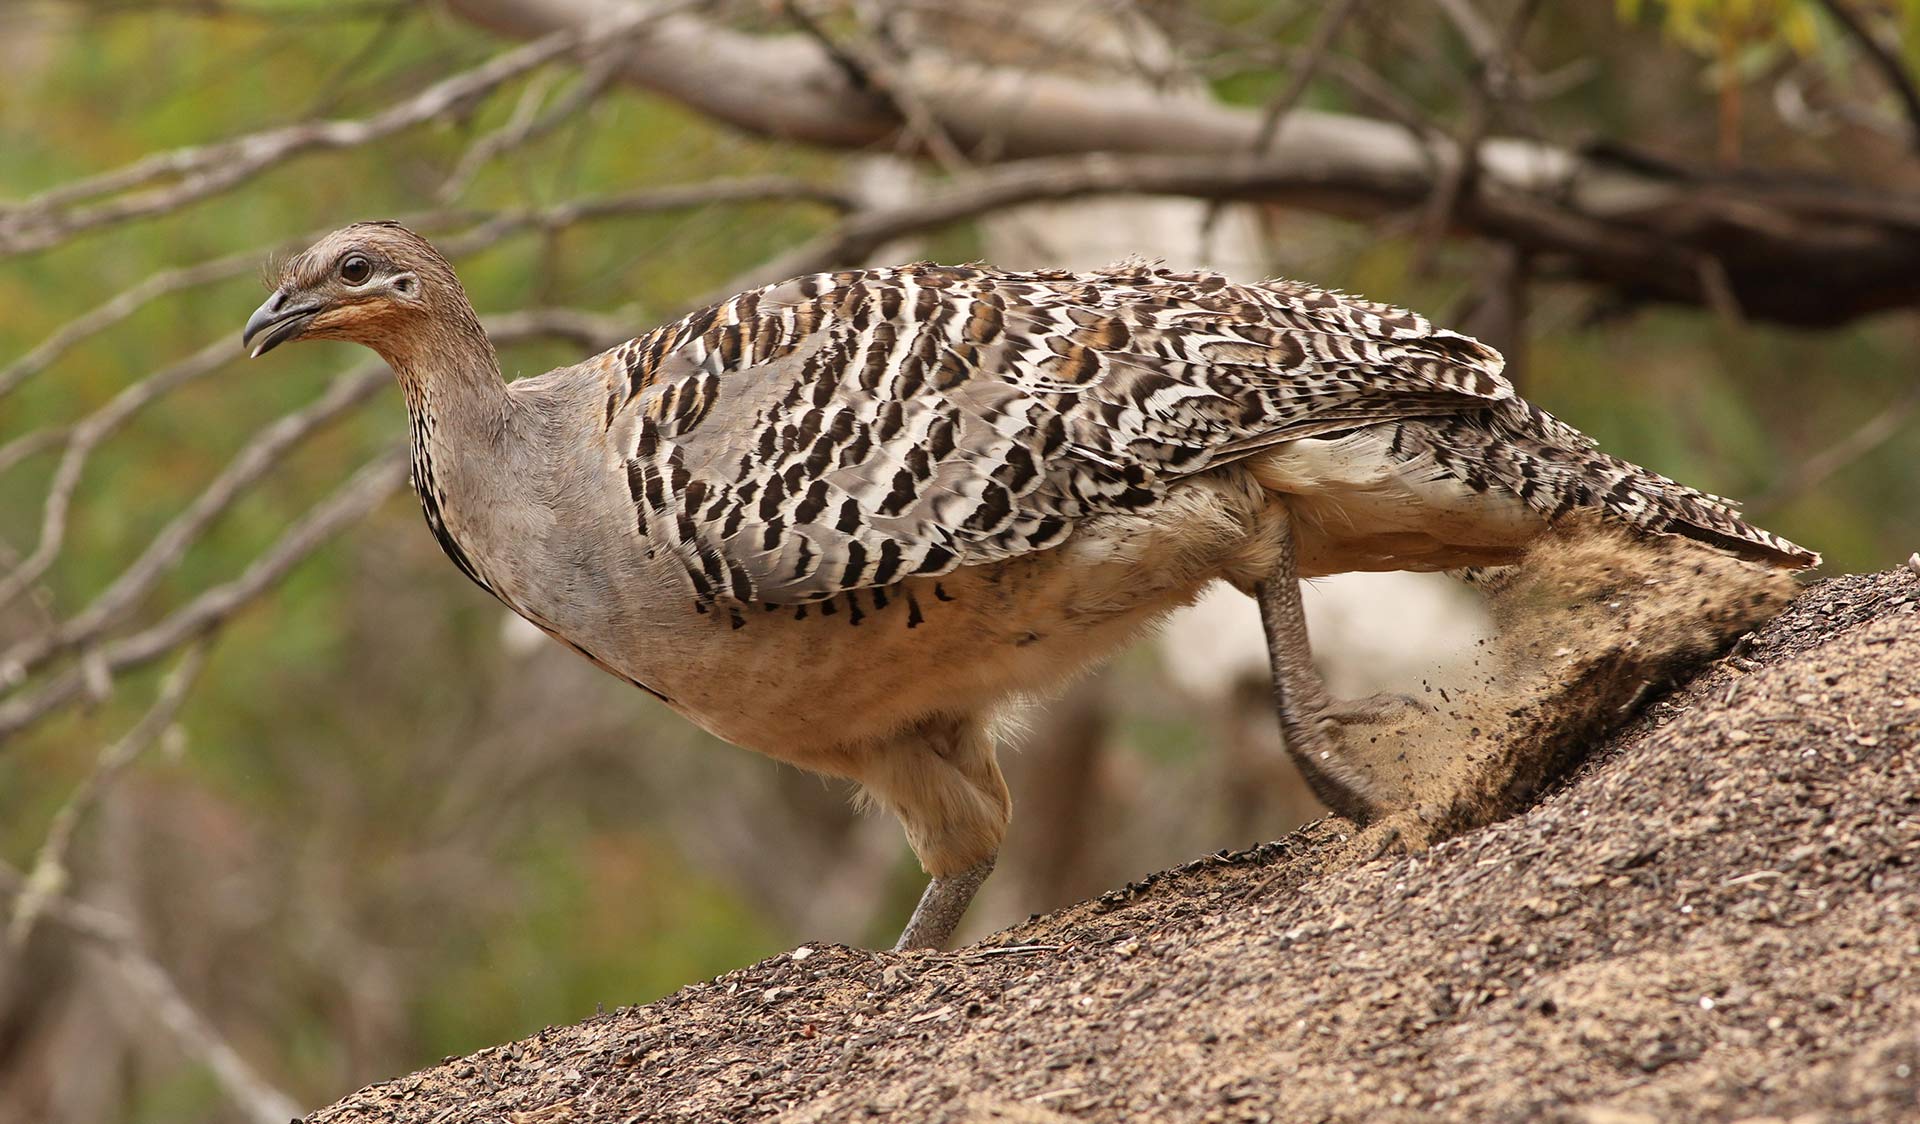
<box><xmin>243</xmin><ymin>290</ymin><xmax>321</xmax><ymax>358</ymax></box>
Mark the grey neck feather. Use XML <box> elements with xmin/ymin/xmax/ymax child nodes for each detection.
<box><xmin>378</xmin><ymin>290</ymin><xmax>516</xmax><ymax>595</ymax></box>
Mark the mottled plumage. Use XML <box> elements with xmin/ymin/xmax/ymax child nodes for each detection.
<box><xmin>245</xmin><ymin>225</ymin><xmax>1816</xmax><ymax>951</ymax></box>
<box><xmin>606</xmin><ymin>261</ymin><xmax>1810</xmax><ymax>618</ymax></box>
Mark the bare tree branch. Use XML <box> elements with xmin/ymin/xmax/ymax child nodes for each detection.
<box><xmin>436</xmin><ymin>178</ymin><xmax>856</xmax><ymax>256</ymax></box>
<box><xmin>0</xmin><ymin>307</ymin><xmax>644</xmax><ymax>743</ymax></box>
<box><xmin>713</xmin><ymin>149</ymin><xmax>1917</xmax><ymax>331</ymax></box>
<box><xmin>1815</xmin><ymin>0</ymin><xmax>1920</xmax><ymax>155</ymax></box>
<box><xmin>0</xmin><ymin>338</ymin><xmax>238</xmax><ymax>615</ymax></box>
<box><xmin>1250</xmin><ymin>0</ymin><xmax>1363</xmax><ymax>157</ymax></box>
<box><xmin>1414</xmin><ymin>0</ymin><xmax>1542</xmax><ymax>273</ymax></box>
<box><xmin>0</xmin><ymin>452</ymin><xmax>406</xmax><ymax>744</ymax></box>
<box><xmin>436</xmin><ymin>51</ymin><xmax>622</xmax><ymax>203</ymax></box>
<box><xmin>0</xmin><ymin>426</ymin><xmax>67</xmax><ymax>481</ymax></box>
<box><xmin>0</xmin><ymin>246</ymin><xmax>262</xmax><ymax>403</ymax></box>
<box><xmin>9</xmin><ymin>640</ymin><xmax>211</xmax><ymax>947</ymax></box>
<box><xmin>0</xmin><ymin>365</ymin><xmax>388</xmax><ymax>683</ymax></box>
<box><xmin>444</xmin><ymin>0</ymin><xmax>1920</xmax><ymax>327</ymax></box>
<box><xmin>0</xmin><ymin>175</ymin><xmax>842</xmax><ymax>671</ymax></box>
<box><xmin>1200</xmin><ymin>0</ymin><xmax>1362</xmax><ymax>237</ymax></box>
<box><xmin>1753</xmin><ymin>381</ymin><xmax>1920</xmax><ymax>513</ymax></box>
<box><xmin>0</xmin><ymin>858</ymin><xmax>302</xmax><ymax>1124</ymax></box>
<box><xmin>0</xmin><ymin>175</ymin><xmax>842</xmax><ymax>410</ymax></box>
<box><xmin>0</xmin><ymin>1</ymin><xmax>697</xmax><ymax>257</ymax></box>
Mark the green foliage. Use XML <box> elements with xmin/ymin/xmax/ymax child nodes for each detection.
<box><xmin>1618</xmin><ymin>0</ymin><xmax>1828</xmax><ymax>55</ymax></box>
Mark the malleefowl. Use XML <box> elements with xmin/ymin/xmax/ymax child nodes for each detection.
<box><xmin>243</xmin><ymin>222</ymin><xmax>1816</xmax><ymax>950</ymax></box>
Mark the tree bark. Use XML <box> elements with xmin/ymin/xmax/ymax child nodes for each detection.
<box><xmin>443</xmin><ymin>0</ymin><xmax>1920</xmax><ymax>327</ymax></box>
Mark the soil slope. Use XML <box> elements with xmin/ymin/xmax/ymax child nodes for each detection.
<box><xmin>309</xmin><ymin>567</ymin><xmax>1920</xmax><ymax>1124</ymax></box>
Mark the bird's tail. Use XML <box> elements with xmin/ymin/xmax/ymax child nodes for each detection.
<box><xmin>1449</xmin><ymin>399</ymin><xmax>1820</xmax><ymax>570</ymax></box>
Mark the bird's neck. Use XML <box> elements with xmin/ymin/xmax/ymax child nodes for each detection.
<box><xmin>378</xmin><ymin>296</ymin><xmax>518</xmax><ymax>595</ymax></box>
<box><xmin>378</xmin><ymin>298</ymin><xmax>509</xmax><ymax>433</ymax></box>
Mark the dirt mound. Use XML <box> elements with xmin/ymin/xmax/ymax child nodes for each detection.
<box><xmin>308</xmin><ymin>568</ymin><xmax>1919</xmax><ymax>1124</ymax></box>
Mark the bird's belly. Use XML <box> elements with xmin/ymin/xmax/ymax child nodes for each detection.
<box><xmin>1250</xmin><ymin>428</ymin><xmax>1544</xmax><ymax>575</ymax></box>
<box><xmin>599</xmin><ymin>485</ymin><xmax>1262</xmax><ymax>768</ymax></box>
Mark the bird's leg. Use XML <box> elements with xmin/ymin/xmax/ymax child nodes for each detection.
<box><xmin>1252</xmin><ymin>510</ymin><xmax>1387</xmax><ymax>825</ymax></box>
<box><xmin>859</xmin><ymin>713</ymin><xmax>1011</xmax><ymax>951</ymax></box>
<box><xmin>895</xmin><ymin>857</ymin><xmax>996</xmax><ymax>951</ymax></box>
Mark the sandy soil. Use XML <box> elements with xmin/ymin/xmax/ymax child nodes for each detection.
<box><xmin>308</xmin><ymin>566</ymin><xmax>1919</xmax><ymax>1123</ymax></box>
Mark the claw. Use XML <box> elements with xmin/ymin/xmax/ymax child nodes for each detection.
<box><xmin>1350</xmin><ymin>810</ymin><xmax>1437</xmax><ymax>861</ymax></box>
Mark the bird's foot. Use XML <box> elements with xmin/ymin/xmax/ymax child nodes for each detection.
<box><xmin>1347</xmin><ymin>808</ymin><xmax>1440</xmax><ymax>863</ymax></box>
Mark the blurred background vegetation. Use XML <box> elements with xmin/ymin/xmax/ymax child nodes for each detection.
<box><xmin>1</xmin><ymin>1</ymin><xmax>1916</xmax><ymax>1121</ymax></box>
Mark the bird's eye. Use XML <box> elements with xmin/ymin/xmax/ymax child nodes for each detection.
<box><xmin>339</xmin><ymin>254</ymin><xmax>373</xmax><ymax>286</ymax></box>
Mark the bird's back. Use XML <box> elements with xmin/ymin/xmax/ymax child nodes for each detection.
<box><xmin>575</xmin><ymin>263</ymin><xmax>1812</xmax><ymax>613</ymax></box>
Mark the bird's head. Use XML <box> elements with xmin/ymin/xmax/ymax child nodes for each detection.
<box><xmin>243</xmin><ymin>222</ymin><xmax>459</xmax><ymax>360</ymax></box>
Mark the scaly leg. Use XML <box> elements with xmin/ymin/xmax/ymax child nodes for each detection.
<box><xmin>895</xmin><ymin>857</ymin><xmax>996</xmax><ymax>951</ymax></box>
<box><xmin>1252</xmin><ymin>509</ymin><xmax>1384</xmax><ymax>824</ymax></box>
<box><xmin>859</xmin><ymin>713</ymin><xmax>1011</xmax><ymax>951</ymax></box>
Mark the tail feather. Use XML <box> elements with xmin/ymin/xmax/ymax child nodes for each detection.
<box><xmin>1426</xmin><ymin>401</ymin><xmax>1820</xmax><ymax>570</ymax></box>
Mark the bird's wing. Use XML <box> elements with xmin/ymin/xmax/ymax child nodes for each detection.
<box><xmin>609</xmin><ymin>264</ymin><xmax>1511</xmax><ymax>607</ymax></box>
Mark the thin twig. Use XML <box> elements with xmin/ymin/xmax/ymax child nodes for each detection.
<box><xmin>0</xmin><ymin>246</ymin><xmax>259</xmax><ymax>403</ymax></box>
<box><xmin>0</xmin><ymin>178</ymin><xmax>835</xmax><ymax>624</ymax></box>
<box><xmin>1753</xmin><ymin>382</ymin><xmax>1920</xmax><ymax>514</ymax></box>
<box><xmin>0</xmin><ymin>3</ymin><xmax>692</xmax><ymax>257</ymax></box>
<box><xmin>10</xmin><ymin>640</ymin><xmax>212</xmax><ymax>947</ymax></box>
<box><xmin>0</xmin><ymin>177</ymin><xmax>837</xmax><ymax>412</ymax></box>
<box><xmin>0</xmin><ymin>364</ymin><xmax>390</xmax><ymax>682</ymax></box>
<box><xmin>0</xmin><ymin>453</ymin><xmax>407</xmax><ymax>745</ymax></box>
<box><xmin>1414</xmin><ymin>0</ymin><xmax>1542</xmax><ymax>274</ymax></box>
<box><xmin>0</xmin><ymin>425</ymin><xmax>68</xmax><ymax>480</ymax></box>
<box><xmin>1250</xmin><ymin>0</ymin><xmax>1364</xmax><ymax>157</ymax></box>
<box><xmin>0</xmin><ymin>859</ymin><xmax>302</xmax><ymax>1124</ymax></box>
<box><xmin>715</xmin><ymin>148</ymin><xmax>1677</xmax><ymax>294</ymax></box>
<box><xmin>1203</xmin><ymin>0</ymin><xmax>1362</xmax><ymax>238</ymax></box>
<box><xmin>785</xmin><ymin>0</ymin><xmax>1064</xmax><ymax>259</ymax></box>
<box><xmin>12</xmin><ymin>0</ymin><xmax>405</xmax><ymax>23</ymax></box>
<box><xmin>0</xmin><ymin>338</ymin><xmax>238</xmax><ymax>614</ymax></box>
<box><xmin>1815</xmin><ymin>0</ymin><xmax>1920</xmax><ymax>155</ymax></box>
<box><xmin>0</xmin><ymin>311</ymin><xmax>635</xmax><ymax>740</ymax></box>
<box><xmin>437</xmin><ymin>65</ymin><xmax>570</xmax><ymax>203</ymax></box>
<box><xmin>0</xmin><ymin>213</ymin><xmax>492</xmax><ymax>406</ymax></box>
<box><xmin>1431</xmin><ymin>0</ymin><xmax>1504</xmax><ymax>83</ymax></box>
